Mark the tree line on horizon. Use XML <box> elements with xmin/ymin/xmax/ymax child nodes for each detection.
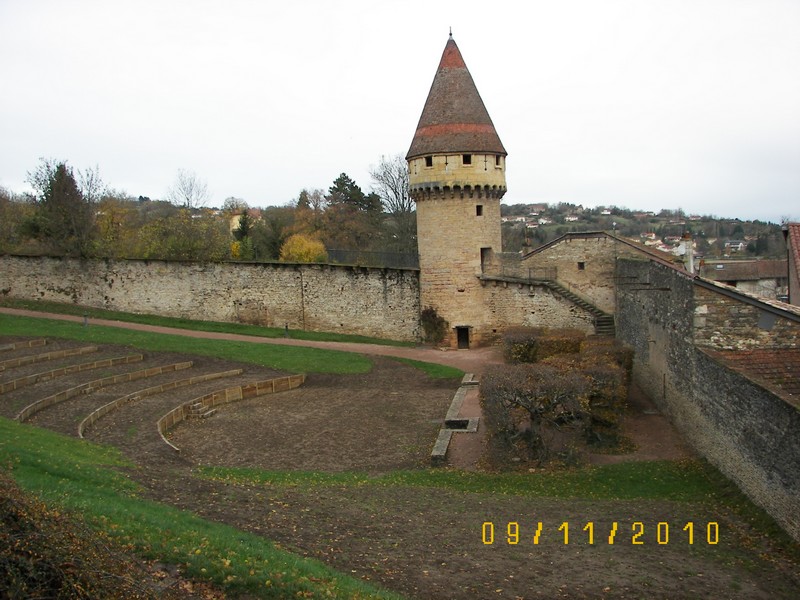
<box><xmin>0</xmin><ymin>156</ymin><xmax>416</xmax><ymax>264</ymax></box>
<box><xmin>0</xmin><ymin>157</ymin><xmax>788</xmax><ymax>263</ymax></box>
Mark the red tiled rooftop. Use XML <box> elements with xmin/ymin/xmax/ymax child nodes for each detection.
<box><xmin>406</xmin><ymin>35</ymin><xmax>506</xmax><ymax>160</ymax></box>
<box><xmin>703</xmin><ymin>348</ymin><xmax>800</xmax><ymax>406</ymax></box>
<box><xmin>699</xmin><ymin>260</ymin><xmax>788</xmax><ymax>282</ymax></box>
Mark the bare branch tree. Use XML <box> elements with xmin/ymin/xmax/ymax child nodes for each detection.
<box><xmin>167</xmin><ymin>169</ymin><xmax>209</xmax><ymax>208</ymax></box>
<box><xmin>370</xmin><ymin>154</ymin><xmax>412</xmax><ymax>215</ymax></box>
<box><xmin>77</xmin><ymin>164</ymin><xmax>106</xmax><ymax>204</ymax></box>
<box><xmin>369</xmin><ymin>154</ymin><xmax>416</xmax><ymax>253</ymax></box>
<box><xmin>222</xmin><ymin>196</ymin><xmax>248</xmax><ymax>214</ymax></box>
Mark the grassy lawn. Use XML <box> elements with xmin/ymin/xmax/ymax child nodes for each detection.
<box><xmin>0</xmin><ymin>311</ymin><xmax>464</xmax><ymax>379</ymax></box>
<box><xmin>388</xmin><ymin>356</ymin><xmax>463</xmax><ymax>379</ymax></box>
<box><xmin>0</xmin><ymin>313</ymin><xmax>374</xmax><ymax>374</ymax></box>
<box><xmin>197</xmin><ymin>460</ymin><xmax>723</xmax><ymax>501</ymax></box>
<box><xmin>196</xmin><ymin>460</ymin><xmax>797</xmax><ymax>537</ymax></box>
<box><xmin>0</xmin><ymin>417</ymin><xmax>403</xmax><ymax>599</ymax></box>
<box><xmin>0</xmin><ymin>297</ymin><xmax>414</xmax><ymax>347</ymax></box>
<box><xmin>3</xmin><ymin>415</ymin><xmax>796</xmax><ymax>599</ymax></box>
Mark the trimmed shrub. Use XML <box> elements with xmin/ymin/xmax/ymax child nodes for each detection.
<box><xmin>580</xmin><ymin>337</ymin><xmax>634</xmax><ymax>382</ymax></box>
<box><xmin>574</xmin><ymin>340</ymin><xmax>632</xmax><ymax>448</ymax></box>
<box><xmin>503</xmin><ymin>327</ymin><xmax>586</xmax><ymax>363</ymax></box>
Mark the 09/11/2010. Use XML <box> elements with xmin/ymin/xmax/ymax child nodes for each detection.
<box><xmin>481</xmin><ymin>521</ymin><xmax>720</xmax><ymax>545</ymax></box>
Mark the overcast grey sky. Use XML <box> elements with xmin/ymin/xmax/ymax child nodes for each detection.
<box><xmin>1</xmin><ymin>0</ymin><xmax>798</xmax><ymax>222</ymax></box>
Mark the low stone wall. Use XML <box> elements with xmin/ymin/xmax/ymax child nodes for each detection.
<box><xmin>158</xmin><ymin>374</ymin><xmax>306</xmax><ymax>451</ymax></box>
<box><xmin>0</xmin><ymin>338</ymin><xmax>47</xmax><ymax>352</ymax></box>
<box><xmin>78</xmin><ymin>367</ymin><xmax>242</xmax><ymax>438</ymax></box>
<box><xmin>0</xmin><ymin>255</ymin><xmax>421</xmax><ymax>342</ymax></box>
<box><xmin>13</xmin><ymin>355</ymin><xmax>170</xmax><ymax>422</ymax></box>
<box><xmin>431</xmin><ymin>373</ymin><xmax>480</xmax><ymax>465</ymax></box>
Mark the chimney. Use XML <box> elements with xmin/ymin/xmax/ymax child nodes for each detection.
<box><xmin>681</xmin><ymin>232</ymin><xmax>694</xmax><ymax>274</ymax></box>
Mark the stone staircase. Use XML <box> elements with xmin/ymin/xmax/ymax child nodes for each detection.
<box><xmin>187</xmin><ymin>400</ymin><xmax>217</xmax><ymax>419</ymax></box>
<box><xmin>594</xmin><ymin>315</ymin><xmax>616</xmax><ymax>337</ymax></box>
<box><xmin>538</xmin><ymin>280</ymin><xmax>616</xmax><ymax>337</ymax></box>
<box><xmin>480</xmin><ymin>273</ymin><xmax>617</xmax><ymax>337</ymax></box>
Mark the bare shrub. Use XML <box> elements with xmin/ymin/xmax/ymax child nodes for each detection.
<box><xmin>485</xmin><ymin>336</ymin><xmax>635</xmax><ymax>465</ymax></box>
<box><xmin>481</xmin><ymin>363</ymin><xmax>589</xmax><ymax>465</ymax></box>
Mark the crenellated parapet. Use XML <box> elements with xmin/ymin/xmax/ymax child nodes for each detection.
<box><xmin>409</xmin><ymin>184</ymin><xmax>507</xmax><ymax>202</ymax></box>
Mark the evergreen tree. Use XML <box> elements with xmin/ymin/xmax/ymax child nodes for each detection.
<box><xmin>233</xmin><ymin>208</ymin><xmax>253</xmax><ymax>241</ymax></box>
<box><xmin>323</xmin><ymin>173</ymin><xmax>383</xmax><ymax>251</ymax></box>
<box><xmin>327</xmin><ymin>173</ymin><xmax>382</xmax><ymax>212</ymax></box>
<box><xmin>25</xmin><ymin>159</ymin><xmax>96</xmax><ymax>257</ymax></box>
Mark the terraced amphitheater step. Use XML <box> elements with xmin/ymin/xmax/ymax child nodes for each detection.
<box><xmin>0</xmin><ymin>338</ymin><xmax>47</xmax><ymax>352</ymax></box>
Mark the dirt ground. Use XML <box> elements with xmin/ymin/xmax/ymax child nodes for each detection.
<box><xmin>168</xmin><ymin>358</ymin><xmax>455</xmax><ymax>472</ymax></box>
<box><xmin>1</xmin><ymin>322</ymin><xmax>798</xmax><ymax>600</ymax></box>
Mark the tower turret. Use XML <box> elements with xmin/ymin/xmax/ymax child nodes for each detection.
<box><xmin>407</xmin><ymin>34</ymin><xmax>507</xmax><ymax>348</ymax></box>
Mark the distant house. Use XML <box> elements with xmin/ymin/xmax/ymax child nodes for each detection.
<box><xmin>724</xmin><ymin>240</ymin><xmax>747</xmax><ymax>253</ymax></box>
<box><xmin>600</xmin><ymin>209</ymin><xmax>612</xmax><ymax>216</ymax></box>
<box><xmin>699</xmin><ymin>259</ymin><xmax>788</xmax><ymax>301</ymax></box>
<box><xmin>565</xmin><ymin>215</ymin><xmax>580</xmax><ymax>222</ymax></box>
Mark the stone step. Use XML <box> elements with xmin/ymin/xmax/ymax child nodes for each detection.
<box><xmin>460</xmin><ymin>373</ymin><xmax>479</xmax><ymax>386</ymax></box>
<box><xmin>188</xmin><ymin>400</ymin><xmax>216</xmax><ymax>419</ymax></box>
<box><xmin>594</xmin><ymin>315</ymin><xmax>616</xmax><ymax>336</ymax></box>
<box><xmin>189</xmin><ymin>408</ymin><xmax>217</xmax><ymax>419</ymax></box>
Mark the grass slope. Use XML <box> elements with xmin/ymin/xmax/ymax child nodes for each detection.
<box><xmin>1</xmin><ymin>312</ymin><xmax>464</xmax><ymax>379</ymax></box>
<box><xmin>0</xmin><ymin>313</ymin><xmax>373</xmax><ymax>374</ymax></box>
<box><xmin>0</xmin><ymin>417</ymin><xmax>403</xmax><ymax>599</ymax></box>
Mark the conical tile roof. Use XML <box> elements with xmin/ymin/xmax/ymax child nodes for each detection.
<box><xmin>406</xmin><ymin>35</ymin><xmax>506</xmax><ymax>160</ymax></box>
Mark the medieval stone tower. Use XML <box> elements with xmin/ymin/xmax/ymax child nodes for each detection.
<box><xmin>406</xmin><ymin>34</ymin><xmax>507</xmax><ymax>348</ymax></box>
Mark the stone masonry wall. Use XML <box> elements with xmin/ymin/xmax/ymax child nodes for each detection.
<box><xmin>693</xmin><ymin>282</ymin><xmax>800</xmax><ymax>350</ymax></box>
<box><xmin>509</xmin><ymin>233</ymin><xmax>673</xmax><ymax>314</ymax></box>
<box><xmin>616</xmin><ymin>257</ymin><xmax>800</xmax><ymax>541</ymax></box>
<box><xmin>415</xmin><ymin>194</ymin><xmax>503</xmax><ymax>347</ymax></box>
<box><xmin>480</xmin><ymin>279</ymin><xmax>596</xmax><ymax>340</ymax></box>
<box><xmin>0</xmin><ymin>255</ymin><xmax>420</xmax><ymax>342</ymax></box>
